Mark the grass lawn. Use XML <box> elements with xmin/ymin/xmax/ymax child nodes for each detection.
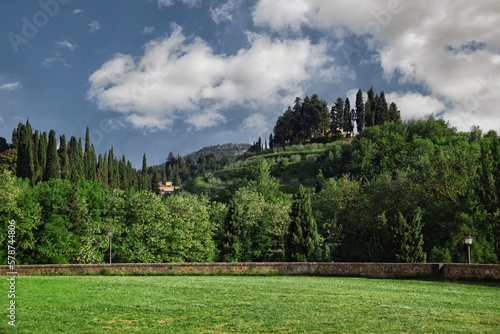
<box><xmin>1</xmin><ymin>275</ymin><xmax>499</xmax><ymax>333</ymax></box>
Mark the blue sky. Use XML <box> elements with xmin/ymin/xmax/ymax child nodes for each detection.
<box><xmin>1</xmin><ymin>0</ymin><xmax>499</xmax><ymax>167</ymax></box>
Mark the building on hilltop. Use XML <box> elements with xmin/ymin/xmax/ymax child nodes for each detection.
<box><xmin>158</xmin><ymin>182</ymin><xmax>179</xmax><ymax>194</ymax></box>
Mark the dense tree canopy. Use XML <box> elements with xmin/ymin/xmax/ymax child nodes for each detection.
<box><xmin>1</xmin><ymin>91</ymin><xmax>498</xmax><ymax>265</ymax></box>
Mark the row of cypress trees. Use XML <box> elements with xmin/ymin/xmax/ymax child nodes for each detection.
<box><xmin>12</xmin><ymin>120</ymin><xmax>152</xmax><ymax>191</ymax></box>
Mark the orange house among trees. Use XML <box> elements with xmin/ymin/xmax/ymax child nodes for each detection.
<box><xmin>158</xmin><ymin>182</ymin><xmax>179</xmax><ymax>194</ymax></box>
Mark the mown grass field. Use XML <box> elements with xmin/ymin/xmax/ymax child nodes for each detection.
<box><xmin>1</xmin><ymin>275</ymin><xmax>499</xmax><ymax>333</ymax></box>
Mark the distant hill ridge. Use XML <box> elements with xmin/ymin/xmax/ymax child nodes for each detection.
<box><xmin>185</xmin><ymin>143</ymin><xmax>251</xmax><ymax>161</ymax></box>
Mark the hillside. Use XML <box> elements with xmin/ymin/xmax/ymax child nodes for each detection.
<box><xmin>186</xmin><ymin>143</ymin><xmax>252</xmax><ymax>161</ymax></box>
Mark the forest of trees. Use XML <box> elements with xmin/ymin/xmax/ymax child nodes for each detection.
<box><xmin>1</xmin><ymin>88</ymin><xmax>499</xmax><ymax>265</ymax></box>
<box><xmin>271</xmin><ymin>88</ymin><xmax>401</xmax><ymax>148</ymax></box>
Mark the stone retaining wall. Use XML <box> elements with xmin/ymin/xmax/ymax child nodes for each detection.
<box><xmin>1</xmin><ymin>262</ymin><xmax>499</xmax><ymax>280</ymax></box>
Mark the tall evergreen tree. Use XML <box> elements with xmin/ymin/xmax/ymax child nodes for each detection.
<box><xmin>44</xmin><ymin>129</ymin><xmax>61</xmax><ymax>181</ymax></box>
<box><xmin>38</xmin><ymin>131</ymin><xmax>48</xmax><ymax>182</ymax></box>
<box><xmin>119</xmin><ymin>155</ymin><xmax>127</xmax><ymax>190</ymax></box>
<box><xmin>273</xmin><ymin>106</ymin><xmax>294</xmax><ymax>146</ymax></box>
<box><xmin>376</xmin><ymin>91</ymin><xmax>390</xmax><ymax>125</ymax></box>
<box><xmin>97</xmin><ymin>153</ymin><xmax>104</xmax><ymax>184</ymax></box>
<box><xmin>83</xmin><ymin>128</ymin><xmax>97</xmax><ymax>181</ymax></box>
<box><xmin>365</xmin><ymin>87</ymin><xmax>375</xmax><ymax>128</ymax></box>
<box><xmin>343</xmin><ymin>98</ymin><xmax>353</xmax><ymax>134</ymax></box>
<box><xmin>332</xmin><ymin>97</ymin><xmax>344</xmax><ymax>133</ymax></box>
<box><xmin>127</xmin><ymin>161</ymin><xmax>136</xmax><ymax>190</ymax></box>
<box><xmin>11</xmin><ymin>123</ymin><xmax>22</xmax><ymax>149</ymax></box>
<box><xmin>102</xmin><ymin>152</ymin><xmax>109</xmax><ymax>188</ymax></box>
<box><xmin>309</xmin><ymin>94</ymin><xmax>330</xmax><ymax>137</ymax></box>
<box><xmin>59</xmin><ymin>135</ymin><xmax>70</xmax><ymax>180</ymax></box>
<box><xmin>32</xmin><ymin>130</ymin><xmax>40</xmax><ymax>181</ymax></box>
<box><xmin>355</xmin><ymin>89</ymin><xmax>365</xmax><ymax>133</ymax></box>
<box><xmin>68</xmin><ymin>136</ymin><xmax>83</xmax><ymax>183</ymax></box>
<box><xmin>388</xmin><ymin>102</ymin><xmax>401</xmax><ymax>122</ymax></box>
<box><xmin>392</xmin><ymin>209</ymin><xmax>426</xmax><ymax>263</ymax></box>
<box><xmin>15</xmin><ymin>120</ymin><xmax>35</xmax><ymax>183</ymax></box>
<box><xmin>151</xmin><ymin>170</ymin><xmax>160</xmax><ymax>195</ymax></box>
<box><xmin>285</xmin><ymin>185</ymin><xmax>319</xmax><ymax>261</ymax></box>
<box><xmin>108</xmin><ymin>147</ymin><xmax>117</xmax><ymax>188</ymax></box>
<box><xmin>141</xmin><ymin>153</ymin><xmax>150</xmax><ymax>191</ymax></box>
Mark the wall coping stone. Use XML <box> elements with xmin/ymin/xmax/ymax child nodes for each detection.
<box><xmin>1</xmin><ymin>262</ymin><xmax>498</xmax><ymax>280</ymax></box>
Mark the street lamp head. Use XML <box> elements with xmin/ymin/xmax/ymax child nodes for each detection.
<box><xmin>108</xmin><ymin>228</ymin><xmax>114</xmax><ymax>237</ymax></box>
<box><xmin>464</xmin><ymin>235</ymin><xmax>473</xmax><ymax>245</ymax></box>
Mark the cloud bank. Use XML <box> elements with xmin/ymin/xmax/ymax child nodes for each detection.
<box><xmin>88</xmin><ymin>27</ymin><xmax>335</xmax><ymax>130</ymax></box>
<box><xmin>253</xmin><ymin>0</ymin><xmax>500</xmax><ymax>132</ymax></box>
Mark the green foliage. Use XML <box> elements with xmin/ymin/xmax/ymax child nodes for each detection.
<box><xmin>392</xmin><ymin>208</ymin><xmax>427</xmax><ymax>263</ymax></box>
<box><xmin>44</xmin><ymin>130</ymin><xmax>61</xmax><ymax>181</ymax></box>
<box><xmin>219</xmin><ymin>187</ymin><xmax>288</xmax><ymax>262</ymax></box>
<box><xmin>286</xmin><ymin>185</ymin><xmax>319</xmax><ymax>261</ymax></box>
<box><xmin>0</xmin><ymin>148</ymin><xmax>17</xmax><ymax>172</ymax></box>
<box><xmin>3</xmin><ymin>112</ymin><xmax>500</xmax><ymax>265</ymax></box>
<box><xmin>16</xmin><ymin>121</ymin><xmax>35</xmax><ymax>183</ymax></box>
<box><xmin>163</xmin><ymin>194</ymin><xmax>216</xmax><ymax>262</ymax></box>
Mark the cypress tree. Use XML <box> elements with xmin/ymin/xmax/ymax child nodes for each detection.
<box><xmin>44</xmin><ymin>129</ymin><xmax>60</xmax><ymax>180</ymax></box>
<box><xmin>141</xmin><ymin>153</ymin><xmax>150</xmax><ymax>190</ymax></box>
<box><xmin>332</xmin><ymin>97</ymin><xmax>344</xmax><ymax>133</ymax></box>
<box><xmin>97</xmin><ymin>154</ymin><xmax>104</xmax><ymax>183</ymax></box>
<box><xmin>102</xmin><ymin>152</ymin><xmax>109</xmax><ymax>188</ymax></box>
<box><xmin>15</xmin><ymin>120</ymin><xmax>35</xmax><ymax>183</ymax></box>
<box><xmin>108</xmin><ymin>148</ymin><xmax>117</xmax><ymax>188</ymax></box>
<box><xmin>33</xmin><ymin>130</ymin><xmax>40</xmax><ymax>181</ymax></box>
<box><xmin>114</xmin><ymin>157</ymin><xmax>120</xmax><ymax>189</ymax></box>
<box><xmin>119</xmin><ymin>155</ymin><xmax>127</xmax><ymax>190</ymax></box>
<box><xmin>38</xmin><ymin>131</ymin><xmax>48</xmax><ymax>182</ymax></box>
<box><xmin>151</xmin><ymin>170</ymin><xmax>160</xmax><ymax>195</ymax></box>
<box><xmin>127</xmin><ymin>161</ymin><xmax>136</xmax><ymax>190</ymax></box>
<box><xmin>11</xmin><ymin>123</ymin><xmax>22</xmax><ymax>149</ymax></box>
<box><xmin>343</xmin><ymin>98</ymin><xmax>352</xmax><ymax>134</ymax></box>
<box><xmin>59</xmin><ymin>135</ymin><xmax>70</xmax><ymax>180</ymax></box>
<box><xmin>392</xmin><ymin>209</ymin><xmax>426</xmax><ymax>263</ymax></box>
<box><xmin>68</xmin><ymin>136</ymin><xmax>83</xmax><ymax>183</ymax></box>
<box><xmin>365</xmin><ymin>87</ymin><xmax>375</xmax><ymax>128</ymax></box>
<box><xmin>376</xmin><ymin>91</ymin><xmax>390</xmax><ymax>125</ymax></box>
<box><xmin>83</xmin><ymin>128</ymin><xmax>97</xmax><ymax>180</ymax></box>
<box><xmin>388</xmin><ymin>102</ymin><xmax>401</xmax><ymax>122</ymax></box>
<box><xmin>355</xmin><ymin>89</ymin><xmax>365</xmax><ymax>133</ymax></box>
<box><xmin>285</xmin><ymin>185</ymin><xmax>319</xmax><ymax>262</ymax></box>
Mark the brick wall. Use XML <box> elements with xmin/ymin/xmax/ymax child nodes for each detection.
<box><xmin>1</xmin><ymin>262</ymin><xmax>499</xmax><ymax>280</ymax></box>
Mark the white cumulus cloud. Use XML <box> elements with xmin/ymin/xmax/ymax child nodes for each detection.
<box><xmin>253</xmin><ymin>0</ymin><xmax>500</xmax><ymax>132</ymax></box>
<box><xmin>385</xmin><ymin>92</ymin><xmax>447</xmax><ymax>121</ymax></box>
<box><xmin>210</xmin><ymin>0</ymin><xmax>242</xmax><ymax>24</ymax></box>
<box><xmin>141</xmin><ymin>27</ymin><xmax>155</xmax><ymax>35</ymax></box>
<box><xmin>0</xmin><ymin>82</ymin><xmax>21</xmax><ymax>90</ymax></box>
<box><xmin>87</xmin><ymin>27</ymin><xmax>335</xmax><ymax>131</ymax></box>
<box><xmin>56</xmin><ymin>40</ymin><xmax>77</xmax><ymax>51</ymax></box>
<box><xmin>156</xmin><ymin>0</ymin><xmax>200</xmax><ymax>8</ymax></box>
<box><xmin>88</xmin><ymin>21</ymin><xmax>101</xmax><ymax>33</ymax></box>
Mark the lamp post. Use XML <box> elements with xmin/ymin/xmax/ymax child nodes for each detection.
<box><xmin>464</xmin><ymin>235</ymin><xmax>473</xmax><ymax>264</ymax></box>
<box><xmin>108</xmin><ymin>228</ymin><xmax>114</xmax><ymax>264</ymax></box>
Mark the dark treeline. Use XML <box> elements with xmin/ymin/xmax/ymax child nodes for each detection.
<box><xmin>7</xmin><ymin>121</ymin><xmax>153</xmax><ymax>191</ymax></box>
<box><xmin>269</xmin><ymin>87</ymin><xmax>401</xmax><ymax>148</ymax></box>
<box><xmin>1</xmin><ymin>89</ymin><xmax>499</xmax><ymax>265</ymax></box>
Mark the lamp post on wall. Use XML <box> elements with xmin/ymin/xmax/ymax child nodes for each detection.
<box><xmin>464</xmin><ymin>235</ymin><xmax>473</xmax><ymax>264</ymax></box>
<box><xmin>108</xmin><ymin>228</ymin><xmax>114</xmax><ymax>264</ymax></box>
